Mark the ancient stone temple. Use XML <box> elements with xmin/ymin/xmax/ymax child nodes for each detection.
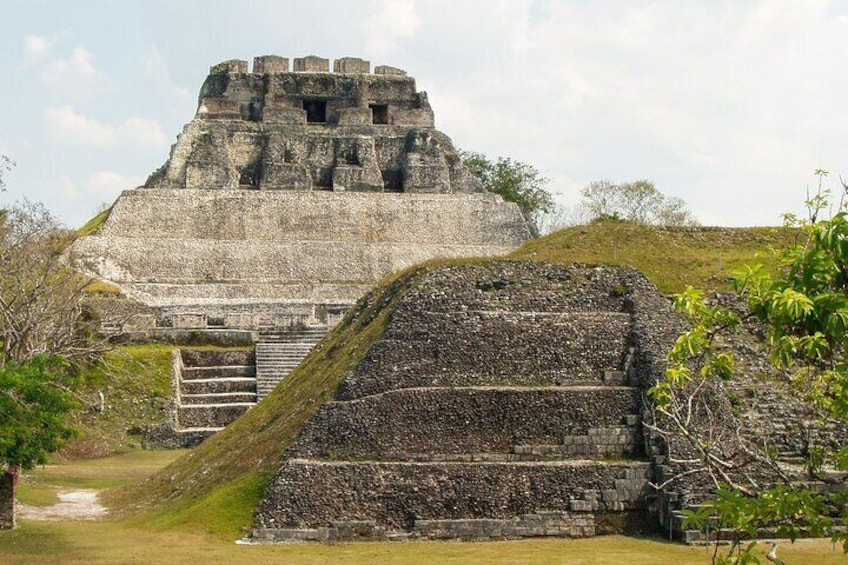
<box><xmin>71</xmin><ymin>56</ymin><xmax>530</xmax><ymax>439</ymax></box>
<box><xmin>73</xmin><ymin>55</ymin><xmax>529</xmax><ymax>323</ymax></box>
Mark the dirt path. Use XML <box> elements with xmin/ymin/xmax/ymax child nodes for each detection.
<box><xmin>18</xmin><ymin>489</ymin><xmax>107</xmax><ymax>521</ymax></box>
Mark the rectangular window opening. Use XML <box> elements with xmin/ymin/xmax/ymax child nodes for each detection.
<box><xmin>303</xmin><ymin>99</ymin><xmax>327</xmax><ymax>123</ymax></box>
<box><xmin>370</xmin><ymin>104</ymin><xmax>389</xmax><ymax>125</ymax></box>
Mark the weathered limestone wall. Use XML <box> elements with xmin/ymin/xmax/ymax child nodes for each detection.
<box><xmin>71</xmin><ymin>57</ymin><xmax>531</xmax><ymax>321</ymax></box>
<box><xmin>92</xmin><ymin>190</ymin><xmax>522</xmax><ymax>244</ymax></box>
<box><xmin>72</xmin><ymin>190</ymin><xmax>528</xmax><ymax>308</ymax></box>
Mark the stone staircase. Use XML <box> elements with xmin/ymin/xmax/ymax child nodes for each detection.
<box><xmin>174</xmin><ymin>349</ymin><xmax>257</xmax><ymax>443</ymax></box>
<box><xmin>255</xmin><ymin>326</ymin><xmax>327</xmax><ymax>398</ymax></box>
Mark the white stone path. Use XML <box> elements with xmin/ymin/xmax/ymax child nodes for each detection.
<box><xmin>18</xmin><ymin>489</ymin><xmax>107</xmax><ymax>521</ymax></box>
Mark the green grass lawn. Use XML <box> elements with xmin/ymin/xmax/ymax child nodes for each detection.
<box><xmin>4</xmin><ymin>413</ymin><xmax>846</xmax><ymax>564</ymax></box>
<box><xmin>512</xmin><ymin>223</ymin><xmax>795</xmax><ymax>293</ymax></box>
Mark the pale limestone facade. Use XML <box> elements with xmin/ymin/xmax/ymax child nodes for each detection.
<box><xmin>71</xmin><ymin>56</ymin><xmax>531</xmax><ymax>329</ymax></box>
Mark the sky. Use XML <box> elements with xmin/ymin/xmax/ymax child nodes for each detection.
<box><xmin>2</xmin><ymin>0</ymin><xmax>847</xmax><ymax>228</ymax></box>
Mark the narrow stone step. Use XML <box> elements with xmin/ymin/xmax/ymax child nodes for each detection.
<box><xmin>181</xmin><ymin>392</ymin><xmax>258</xmax><ymax>404</ymax></box>
<box><xmin>255</xmin><ymin>341</ymin><xmax>319</xmax><ymax>399</ymax></box>
<box><xmin>178</xmin><ymin>403</ymin><xmax>254</xmax><ymax>428</ymax></box>
<box><xmin>181</xmin><ymin>377</ymin><xmax>256</xmax><ymax>395</ymax></box>
<box><xmin>181</xmin><ymin>349</ymin><xmax>254</xmax><ymax>367</ymax></box>
<box><xmin>182</xmin><ymin>365</ymin><xmax>255</xmax><ymax>380</ymax></box>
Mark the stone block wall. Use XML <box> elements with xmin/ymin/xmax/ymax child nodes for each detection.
<box><xmin>255</xmin><ymin>460</ymin><xmax>651</xmax><ymax>535</ymax></box>
<box><xmin>291</xmin><ymin>387</ymin><xmax>643</xmax><ymax>460</ymax></box>
<box><xmin>72</xmin><ymin>190</ymin><xmax>528</xmax><ymax>308</ymax></box>
<box><xmin>338</xmin><ymin>311</ymin><xmax>631</xmax><ymax>399</ymax></box>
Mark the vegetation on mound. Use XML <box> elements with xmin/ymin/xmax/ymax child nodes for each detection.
<box><xmin>511</xmin><ymin>222</ymin><xmax>796</xmax><ymax>293</ymax></box>
<box><xmin>106</xmin><ymin>267</ymin><xmax>426</xmax><ymax>538</ymax></box>
<box><xmin>58</xmin><ymin>345</ymin><xmax>175</xmax><ymax>460</ymax></box>
<box><xmin>75</xmin><ymin>206</ymin><xmax>111</xmax><ymax>237</ymax></box>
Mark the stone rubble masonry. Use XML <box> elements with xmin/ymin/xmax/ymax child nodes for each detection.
<box><xmin>293</xmin><ymin>55</ymin><xmax>330</xmax><ymax>73</ymax></box>
<box><xmin>375</xmin><ymin>65</ymin><xmax>407</xmax><ymax>76</ymax></box>
<box><xmin>254</xmin><ymin>460</ymin><xmax>652</xmax><ymax>539</ymax></box>
<box><xmin>253</xmin><ymin>55</ymin><xmax>289</xmax><ymax>74</ymax></box>
<box><xmin>334</xmin><ymin>57</ymin><xmax>370</xmax><ymax>74</ymax></box>
<box><xmin>253</xmin><ymin>262</ymin><xmax>671</xmax><ymax>541</ymax></box>
<box><xmin>290</xmin><ymin>386</ymin><xmax>643</xmax><ymax>461</ymax></box>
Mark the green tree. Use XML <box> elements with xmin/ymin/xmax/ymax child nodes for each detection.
<box><xmin>461</xmin><ymin>151</ymin><xmax>554</xmax><ymax>236</ymax></box>
<box><xmin>580</xmin><ymin>179</ymin><xmax>698</xmax><ymax>226</ymax></box>
<box><xmin>0</xmin><ymin>160</ymin><xmax>102</xmax><ymax>529</ymax></box>
<box><xmin>649</xmin><ymin>171</ymin><xmax>848</xmax><ymax>563</ymax></box>
<box><xmin>0</xmin><ymin>356</ymin><xmax>79</xmax><ymax>529</ymax></box>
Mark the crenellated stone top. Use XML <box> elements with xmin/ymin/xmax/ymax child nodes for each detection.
<box><xmin>209</xmin><ymin>55</ymin><xmax>406</xmax><ymax>77</ymax></box>
<box><xmin>196</xmin><ymin>55</ymin><xmax>429</xmax><ymax>128</ymax></box>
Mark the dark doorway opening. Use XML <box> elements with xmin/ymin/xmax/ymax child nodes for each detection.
<box><xmin>303</xmin><ymin>99</ymin><xmax>327</xmax><ymax>123</ymax></box>
<box><xmin>382</xmin><ymin>169</ymin><xmax>403</xmax><ymax>192</ymax></box>
<box><xmin>239</xmin><ymin>162</ymin><xmax>261</xmax><ymax>188</ymax></box>
<box><xmin>369</xmin><ymin>104</ymin><xmax>389</xmax><ymax>125</ymax></box>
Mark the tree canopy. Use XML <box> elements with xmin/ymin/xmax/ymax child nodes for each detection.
<box><xmin>0</xmin><ymin>155</ymin><xmax>13</xmax><ymax>192</ymax></box>
<box><xmin>0</xmin><ymin>159</ymin><xmax>95</xmax><ymax>529</ymax></box>
<box><xmin>650</xmin><ymin>171</ymin><xmax>848</xmax><ymax>563</ymax></box>
<box><xmin>0</xmin><ymin>356</ymin><xmax>79</xmax><ymax>470</ymax></box>
<box><xmin>461</xmin><ymin>151</ymin><xmax>554</xmax><ymax>236</ymax></box>
<box><xmin>0</xmin><ymin>200</ymin><xmax>100</xmax><ymax>366</ymax></box>
<box><xmin>579</xmin><ymin>179</ymin><xmax>698</xmax><ymax>226</ymax></box>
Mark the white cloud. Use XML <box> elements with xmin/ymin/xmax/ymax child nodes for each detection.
<box><xmin>43</xmin><ymin>106</ymin><xmax>167</xmax><ymax>148</ymax></box>
<box><xmin>363</xmin><ymin>0</ymin><xmax>420</xmax><ymax>55</ymax></box>
<box><xmin>41</xmin><ymin>46</ymin><xmax>101</xmax><ymax>83</ymax></box>
<box><xmin>21</xmin><ymin>33</ymin><xmax>69</xmax><ymax>67</ymax></box>
<box><xmin>44</xmin><ymin>106</ymin><xmax>114</xmax><ymax>145</ymax></box>
<box><xmin>34</xmin><ymin>44</ymin><xmax>107</xmax><ymax>100</ymax></box>
<box><xmin>118</xmin><ymin>117</ymin><xmax>168</xmax><ymax>147</ymax></box>
<box><xmin>140</xmin><ymin>48</ymin><xmax>193</xmax><ymax>105</ymax></box>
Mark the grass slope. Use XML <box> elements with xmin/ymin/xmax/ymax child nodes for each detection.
<box><xmin>107</xmin><ymin>224</ymin><xmax>794</xmax><ymax>537</ymax></box>
<box><xmin>513</xmin><ymin>223</ymin><xmax>795</xmax><ymax>293</ymax></box>
<box><xmin>5</xmin><ymin>524</ymin><xmax>846</xmax><ymax>565</ymax></box>
<box><xmin>59</xmin><ymin>345</ymin><xmax>175</xmax><ymax>459</ymax></box>
<box><xmin>75</xmin><ymin>207</ymin><xmax>112</xmax><ymax>237</ymax></box>
<box><xmin>107</xmin><ymin>268</ymin><xmax>423</xmax><ymax>538</ymax></box>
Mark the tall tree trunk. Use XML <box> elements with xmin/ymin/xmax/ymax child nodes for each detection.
<box><xmin>0</xmin><ymin>464</ymin><xmax>20</xmax><ymax>529</ymax></box>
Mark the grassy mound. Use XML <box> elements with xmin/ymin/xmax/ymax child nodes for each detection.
<box><xmin>59</xmin><ymin>345</ymin><xmax>175</xmax><ymax>460</ymax></box>
<box><xmin>512</xmin><ymin>223</ymin><xmax>795</xmax><ymax>293</ymax></box>
<box><xmin>76</xmin><ymin>206</ymin><xmax>112</xmax><ymax>237</ymax></box>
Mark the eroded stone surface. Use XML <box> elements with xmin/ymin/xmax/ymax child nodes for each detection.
<box><xmin>253</xmin><ymin>262</ymin><xmax>673</xmax><ymax>541</ymax></box>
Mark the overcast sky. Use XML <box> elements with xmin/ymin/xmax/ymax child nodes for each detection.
<box><xmin>2</xmin><ymin>0</ymin><xmax>847</xmax><ymax>228</ymax></box>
